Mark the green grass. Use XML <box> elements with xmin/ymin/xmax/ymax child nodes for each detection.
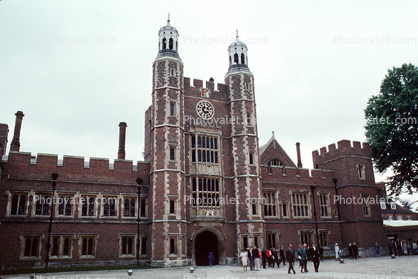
<box><xmin>0</xmin><ymin>265</ymin><xmax>159</xmax><ymax>276</ymax></box>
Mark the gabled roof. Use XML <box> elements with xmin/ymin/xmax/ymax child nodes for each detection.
<box><xmin>259</xmin><ymin>132</ymin><xmax>296</xmax><ymax>167</ymax></box>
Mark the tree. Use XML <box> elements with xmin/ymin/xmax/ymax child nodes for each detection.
<box><xmin>365</xmin><ymin>63</ymin><xmax>418</xmax><ymax>196</ymax></box>
<box><xmin>396</xmin><ymin>198</ymin><xmax>418</xmax><ymax>213</ymax></box>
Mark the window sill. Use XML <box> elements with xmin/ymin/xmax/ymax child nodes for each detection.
<box><xmin>79</xmin><ymin>255</ymin><xmax>96</xmax><ymax>259</ymax></box>
<box><xmin>20</xmin><ymin>256</ymin><xmax>41</xmax><ymax>260</ymax></box>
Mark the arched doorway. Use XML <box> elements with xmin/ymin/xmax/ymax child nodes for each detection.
<box><xmin>195</xmin><ymin>231</ymin><xmax>219</xmax><ymax>266</ymax></box>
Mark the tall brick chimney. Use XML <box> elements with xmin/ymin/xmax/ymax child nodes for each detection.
<box><xmin>118</xmin><ymin>122</ymin><xmax>127</xmax><ymax>159</ymax></box>
<box><xmin>10</xmin><ymin>111</ymin><xmax>24</xmax><ymax>152</ymax></box>
<box><xmin>296</xmin><ymin>142</ymin><xmax>302</xmax><ymax>168</ymax></box>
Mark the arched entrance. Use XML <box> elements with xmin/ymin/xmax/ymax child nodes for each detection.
<box><xmin>195</xmin><ymin>231</ymin><xmax>219</xmax><ymax>266</ymax></box>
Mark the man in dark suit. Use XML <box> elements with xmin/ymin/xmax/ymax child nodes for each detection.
<box><xmin>308</xmin><ymin>243</ymin><xmax>320</xmax><ymax>272</ymax></box>
<box><xmin>278</xmin><ymin>245</ymin><xmax>286</xmax><ymax>267</ymax></box>
<box><xmin>272</xmin><ymin>247</ymin><xmax>279</xmax><ymax>268</ymax></box>
<box><xmin>286</xmin><ymin>244</ymin><xmax>296</xmax><ymax>274</ymax></box>
<box><xmin>247</xmin><ymin>247</ymin><xmax>253</xmax><ymax>270</ymax></box>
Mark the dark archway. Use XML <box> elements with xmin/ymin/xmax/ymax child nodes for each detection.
<box><xmin>195</xmin><ymin>231</ymin><xmax>219</xmax><ymax>266</ymax></box>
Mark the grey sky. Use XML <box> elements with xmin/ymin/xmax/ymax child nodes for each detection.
<box><xmin>1</xmin><ymin>1</ymin><xmax>418</xmax><ymax>202</ymax></box>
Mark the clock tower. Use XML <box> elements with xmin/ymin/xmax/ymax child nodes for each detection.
<box><xmin>147</xmin><ymin>16</ymin><xmax>187</xmax><ymax>266</ymax></box>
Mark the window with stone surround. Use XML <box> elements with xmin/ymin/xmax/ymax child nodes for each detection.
<box><xmin>299</xmin><ymin>230</ymin><xmax>314</xmax><ymax>246</ymax></box>
<box><xmin>57</xmin><ymin>194</ymin><xmax>74</xmax><ymax>217</ymax></box>
<box><xmin>123</xmin><ymin>196</ymin><xmax>136</xmax><ymax>218</ymax></box>
<box><xmin>140</xmin><ymin>197</ymin><xmax>148</xmax><ymax>217</ymax></box>
<box><xmin>170</xmin><ymin>147</ymin><xmax>175</xmax><ymax>161</ymax></box>
<box><xmin>281</xmin><ymin>201</ymin><xmax>290</xmax><ymax>218</ymax></box>
<box><xmin>169</xmin><ymin>236</ymin><xmax>178</xmax><ymax>256</ymax></box>
<box><xmin>361</xmin><ymin>194</ymin><xmax>371</xmax><ymax>216</ymax></box>
<box><xmin>263</xmin><ymin>192</ymin><xmax>277</xmax><ymax>217</ymax></box>
<box><xmin>119</xmin><ymin>235</ymin><xmax>135</xmax><ymax>257</ymax></box>
<box><xmin>318</xmin><ymin>230</ymin><xmax>329</xmax><ymax>248</ymax></box>
<box><xmin>266</xmin><ymin>232</ymin><xmax>278</xmax><ymax>249</ymax></box>
<box><xmin>21</xmin><ymin>234</ymin><xmax>42</xmax><ymax>259</ymax></box>
<box><xmin>51</xmin><ymin>235</ymin><xmax>73</xmax><ymax>258</ymax></box>
<box><xmin>267</xmin><ymin>158</ymin><xmax>284</xmax><ymax>174</ymax></box>
<box><xmin>80</xmin><ymin>195</ymin><xmax>97</xmax><ymax>217</ymax></box>
<box><xmin>33</xmin><ymin>193</ymin><xmax>50</xmax><ymax>216</ymax></box>
<box><xmin>101</xmin><ymin>196</ymin><xmax>118</xmax><ymax>217</ymax></box>
<box><xmin>8</xmin><ymin>192</ymin><xmax>28</xmax><ymax>216</ymax></box>
<box><xmin>357</xmin><ymin>164</ymin><xmax>366</xmax><ymax>180</ymax></box>
<box><xmin>191</xmin><ymin>177</ymin><xmax>220</xmax><ymax>209</ymax></box>
<box><xmin>291</xmin><ymin>191</ymin><xmax>311</xmax><ymax>218</ymax></box>
<box><xmin>318</xmin><ymin>192</ymin><xmax>331</xmax><ymax>218</ymax></box>
<box><xmin>249</xmin><ymin>151</ymin><xmax>254</xmax><ymax>165</ymax></box>
<box><xmin>79</xmin><ymin>235</ymin><xmax>97</xmax><ymax>258</ymax></box>
<box><xmin>191</xmin><ymin>135</ymin><xmax>218</xmax><ymax>164</ymax></box>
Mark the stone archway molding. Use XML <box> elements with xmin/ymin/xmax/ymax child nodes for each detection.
<box><xmin>191</xmin><ymin>226</ymin><xmax>227</xmax><ymax>265</ymax></box>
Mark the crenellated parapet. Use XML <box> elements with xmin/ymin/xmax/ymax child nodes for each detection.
<box><xmin>261</xmin><ymin>165</ymin><xmax>335</xmax><ymax>186</ymax></box>
<box><xmin>312</xmin><ymin>139</ymin><xmax>371</xmax><ymax>166</ymax></box>
<box><xmin>184</xmin><ymin>77</ymin><xmax>228</xmax><ymax>102</ymax></box>
<box><xmin>4</xmin><ymin>151</ymin><xmax>150</xmax><ymax>185</ymax></box>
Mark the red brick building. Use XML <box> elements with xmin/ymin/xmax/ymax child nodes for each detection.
<box><xmin>0</xmin><ymin>20</ymin><xmax>387</xmax><ymax>270</ymax></box>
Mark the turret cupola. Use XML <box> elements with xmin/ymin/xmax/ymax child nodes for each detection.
<box><xmin>157</xmin><ymin>14</ymin><xmax>180</xmax><ymax>59</ymax></box>
<box><xmin>227</xmin><ymin>30</ymin><xmax>250</xmax><ymax>74</ymax></box>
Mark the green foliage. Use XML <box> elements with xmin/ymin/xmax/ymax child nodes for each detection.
<box><xmin>365</xmin><ymin>63</ymin><xmax>418</xmax><ymax>196</ymax></box>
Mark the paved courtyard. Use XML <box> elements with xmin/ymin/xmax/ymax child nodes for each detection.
<box><xmin>2</xmin><ymin>256</ymin><xmax>417</xmax><ymax>279</ymax></box>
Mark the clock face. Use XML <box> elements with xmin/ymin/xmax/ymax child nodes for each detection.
<box><xmin>196</xmin><ymin>100</ymin><xmax>215</xmax><ymax>120</ymax></box>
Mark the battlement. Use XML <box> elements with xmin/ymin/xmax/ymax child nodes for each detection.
<box><xmin>4</xmin><ymin>151</ymin><xmax>150</xmax><ymax>185</ymax></box>
<box><xmin>312</xmin><ymin>140</ymin><xmax>371</xmax><ymax>165</ymax></box>
<box><xmin>261</xmin><ymin>165</ymin><xmax>335</xmax><ymax>185</ymax></box>
<box><xmin>184</xmin><ymin>77</ymin><xmax>228</xmax><ymax>100</ymax></box>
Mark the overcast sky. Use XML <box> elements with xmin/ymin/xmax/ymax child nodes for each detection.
<box><xmin>1</xmin><ymin>1</ymin><xmax>418</xmax><ymax>202</ymax></box>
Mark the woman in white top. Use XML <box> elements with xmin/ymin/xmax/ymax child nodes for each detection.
<box><xmin>240</xmin><ymin>249</ymin><xmax>248</xmax><ymax>271</ymax></box>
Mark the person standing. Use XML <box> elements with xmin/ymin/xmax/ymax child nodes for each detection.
<box><xmin>297</xmin><ymin>244</ymin><xmax>308</xmax><ymax>273</ymax></box>
<box><xmin>348</xmin><ymin>243</ymin><xmax>354</xmax><ymax>259</ymax></box>
<box><xmin>253</xmin><ymin>246</ymin><xmax>261</xmax><ymax>271</ymax></box>
<box><xmin>389</xmin><ymin>240</ymin><xmax>396</xmax><ymax>256</ymax></box>
<box><xmin>278</xmin><ymin>246</ymin><xmax>286</xmax><ymax>267</ymax></box>
<box><xmin>247</xmin><ymin>247</ymin><xmax>254</xmax><ymax>271</ymax></box>
<box><xmin>396</xmin><ymin>239</ymin><xmax>402</xmax><ymax>256</ymax></box>
<box><xmin>375</xmin><ymin>242</ymin><xmax>380</xmax><ymax>257</ymax></box>
<box><xmin>334</xmin><ymin>242</ymin><xmax>340</xmax><ymax>261</ymax></box>
<box><xmin>262</xmin><ymin>248</ymin><xmax>267</xmax><ymax>269</ymax></box>
<box><xmin>309</xmin><ymin>243</ymin><xmax>320</xmax><ymax>272</ymax></box>
<box><xmin>353</xmin><ymin>243</ymin><xmax>358</xmax><ymax>259</ymax></box>
<box><xmin>239</xmin><ymin>249</ymin><xmax>248</xmax><ymax>271</ymax></box>
<box><xmin>286</xmin><ymin>244</ymin><xmax>296</xmax><ymax>274</ymax></box>
<box><xmin>319</xmin><ymin>245</ymin><xmax>324</xmax><ymax>261</ymax></box>
<box><xmin>272</xmin><ymin>247</ymin><xmax>279</xmax><ymax>268</ymax></box>
<box><xmin>208</xmin><ymin>251</ymin><xmax>214</xmax><ymax>267</ymax></box>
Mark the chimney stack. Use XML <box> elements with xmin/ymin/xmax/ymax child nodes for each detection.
<box><xmin>10</xmin><ymin>111</ymin><xmax>24</xmax><ymax>152</ymax></box>
<box><xmin>118</xmin><ymin>122</ymin><xmax>127</xmax><ymax>159</ymax></box>
<box><xmin>296</xmin><ymin>142</ymin><xmax>302</xmax><ymax>168</ymax></box>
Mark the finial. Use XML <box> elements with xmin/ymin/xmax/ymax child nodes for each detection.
<box><xmin>272</xmin><ymin>131</ymin><xmax>275</xmax><ymax>138</ymax></box>
<box><xmin>236</xmin><ymin>29</ymin><xmax>239</xmax><ymax>40</ymax></box>
<box><xmin>167</xmin><ymin>12</ymin><xmax>170</xmax><ymax>24</ymax></box>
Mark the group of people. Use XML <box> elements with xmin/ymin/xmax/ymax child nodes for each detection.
<box><xmin>347</xmin><ymin>242</ymin><xmax>359</xmax><ymax>259</ymax></box>
<box><xmin>239</xmin><ymin>245</ymin><xmax>286</xmax><ymax>271</ymax></box>
<box><xmin>239</xmin><ymin>243</ymin><xmax>323</xmax><ymax>274</ymax></box>
<box><xmin>388</xmin><ymin>239</ymin><xmax>417</xmax><ymax>256</ymax></box>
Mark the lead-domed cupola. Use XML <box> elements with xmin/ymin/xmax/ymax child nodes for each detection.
<box><xmin>157</xmin><ymin>15</ymin><xmax>180</xmax><ymax>59</ymax></box>
<box><xmin>227</xmin><ymin>30</ymin><xmax>250</xmax><ymax>74</ymax></box>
